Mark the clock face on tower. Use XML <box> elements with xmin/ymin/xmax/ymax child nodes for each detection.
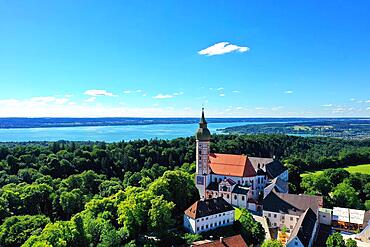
<box><xmin>196</xmin><ymin>176</ymin><xmax>204</xmax><ymax>185</ymax></box>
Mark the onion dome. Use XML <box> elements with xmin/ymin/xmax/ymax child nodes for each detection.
<box><xmin>196</xmin><ymin>108</ymin><xmax>211</xmax><ymax>141</ymax></box>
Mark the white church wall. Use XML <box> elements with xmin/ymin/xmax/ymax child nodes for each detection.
<box><xmin>263</xmin><ymin>210</ymin><xmax>300</xmax><ymax>230</ymax></box>
<box><xmin>190</xmin><ymin>210</ymin><xmax>235</xmax><ymax>234</ymax></box>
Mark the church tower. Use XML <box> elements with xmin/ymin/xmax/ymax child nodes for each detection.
<box><xmin>195</xmin><ymin>108</ymin><xmax>211</xmax><ymax>198</ymax></box>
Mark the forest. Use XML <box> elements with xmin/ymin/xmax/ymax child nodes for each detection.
<box><xmin>0</xmin><ymin>134</ymin><xmax>370</xmax><ymax>246</ymax></box>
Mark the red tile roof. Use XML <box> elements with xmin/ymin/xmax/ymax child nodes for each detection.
<box><xmin>193</xmin><ymin>235</ymin><xmax>247</xmax><ymax>247</ymax></box>
<box><xmin>209</xmin><ymin>153</ymin><xmax>256</xmax><ymax>177</ymax></box>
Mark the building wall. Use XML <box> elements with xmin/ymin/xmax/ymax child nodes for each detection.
<box><xmin>183</xmin><ymin>215</ymin><xmax>196</xmax><ymax>233</ymax></box>
<box><xmin>195</xmin><ymin>140</ymin><xmax>211</xmax><ymax>198</ymax></box>
<box><xmin>209</xmin><ymin>174</ymin><xmax>266</xmax><ymax>199</ymax></box>
<box><xmin>184</xmin><ymin>210</ymin><xmax>235</xmax><ymax>234</ymax></box>
<box><xmin>263</xmin><ymin>210</ymin><xmax>300</xmax><ymax>230</ymax></box>
<box><xmin>357</xmin><ymin>223</ymin><xmax>370</xmax><ymax>243</ymax></box>
<box><xmin>206</xmin><ymin>190</ymin><xmax>249</xmax><ymax>208</ymax></box>
<box><xmin>286</xmin><ymin>236</ymin><xmax>304</xmax><ymax>247</ymax></box>
<box><xmin>318</xmin><ymin>210</ymin><xmax>332</xmax><ymax>225</ymax></box>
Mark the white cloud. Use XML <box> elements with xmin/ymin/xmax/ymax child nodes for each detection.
<box><xmin>85</xmin><ymin>97</ymin><xmax>96</xmax><ymax>102</ymax></box>
<box><xmin>173</xmin><ymin>91</ymin><xmax>184</xmax><ymax>96</ymax></box>
<box><xmin>232</xmin><ymin>90</ymin><xmax>240</xmax><ymax>93</ymax></box>
<box><xmin>216</xmin><ymin>87</ymin><xmax>224</xmax><ymax>91</ymax></box>
<box><xmin>30</xmin><ymin>96</ymin><xmax>57</xmax><ymax>103</ymax></box>
<box><xmin>198</xmin><ymin>42</ymin><xmax>250</xmax><ymax>56</ymax></box>
<box><xmin>332</xmin><ymin>107</ymin><xmax>345</xmax><ymax>113</ymax></box>
<box><xmin>153</xmin><ymin>94</ymin><xmax>173</xmax><ymax>99</ymax></box>
<box><xmin>124</xmin><ymin>89</ymin><xmax>142</xmax><ymax>94</ymax></box>
<box><xmin>142</xmin><ymin>93</ymin><xmax>147</xmax><ymax>97</ymax></box>
<box><xmin>367</xmin><ymin>107</ymin><xmax>370</xmax><ymax>110</ymax></box>
<box><xmin>321</xmin><ymin>104</ymin><xmax>333</xmax><ymax>107</ymax></box>
<box><xmin>26</xmin><ymin>96</ymin><xmax>70</xmax><ymax>105</ymax></box>
<box><xmin>284</xmin><ymin>90</ymin><xmax>293</xmax><ymax>94</ymax></box>
<box><xmin>236</xmin><ymin>106</ymin><xmax>243</xmax><ymax>110</ymax></box>
<box><xmin>84</xmin><ymin>89</ymin><xmax>115</xmax><ymax>97</ymax></box>
<box><xmin>153</xmin><ymin>91</ymin><xmax>184</xmax><ymax>99</ymax></box>
<box><xmin>0</xmin><ymin>99</ymin><xmax>20</xmax><ymax>105</ymax></box>
<box><xmin>271</xmin><ymin>106</ymin><xmax>284</xmax><ymax>111</ymax></box>
<box><xmin>219</xmin><ymin>93</ymin><xmax>225</xmax><ymax>97</ymax></box>
<box><xmin>366</xmin><ymin>100</ymin><xmax>370</xmax><ymax>103</ymax></box>
<box><xmin>55</xmin><ymin>98</ymin><xmax>70</xmax><ymax>105</ymax></box>
<box><xmin>350</xmin><ymin>98</ymin><xmax>356</xmax><ymax>101</ymax></box>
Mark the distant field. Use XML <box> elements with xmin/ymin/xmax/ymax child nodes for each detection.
<box><xmin>301</xmin><ymin>164</ymin><xmax>370</xmax><ymax>177</ymax></box>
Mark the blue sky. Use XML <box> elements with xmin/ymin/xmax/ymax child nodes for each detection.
<box><xmin>0</xmin><ymin>0</ymin><xmax>369</xmax><ymax>117</ymax></box>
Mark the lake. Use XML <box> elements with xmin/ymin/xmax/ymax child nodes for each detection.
<box><xmin>0</xmin><ymin>121</ymin><xmax>272</xmax><ymax>142</ymax></box>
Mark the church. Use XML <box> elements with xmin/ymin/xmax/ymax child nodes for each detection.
<box><xmin>194</xmin><ymin>109</ymin><xmax>288</xmax><ymax>211</ymax></box>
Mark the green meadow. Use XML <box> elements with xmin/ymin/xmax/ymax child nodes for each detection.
<box><xmin>301</xmin><ymin>164</ymin><xmax>370</xmax><ymax>177</ymax></box>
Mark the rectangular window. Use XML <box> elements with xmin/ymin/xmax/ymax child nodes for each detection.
<box><xmin>290</xmin><ymin>217</ymin><xmax>293</xmax><ymax>221</ymax></box>
<box><xmin>274</xmin><ymin>214</ymin><xmax>277</xmax><ymax>218</ymax></box>
<box><xmin>268</xmin><ymin>213</ymin><xmax>271</xmax><ymax>217</ymax></box>
<box><xmin>197</xmin><ymin>227</ymin><xmax>199</xmax><ymax>231</ymax></box>
<box><xmin>210</xmin><ymin>223</ymin><xmax>213</xmax><ymax>227</ymax></box>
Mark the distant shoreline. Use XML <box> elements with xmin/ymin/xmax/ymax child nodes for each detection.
<box><xmin>0</xmin><ymin>117</ymin><xmax>368</xmax><ymax>129</ymax></box>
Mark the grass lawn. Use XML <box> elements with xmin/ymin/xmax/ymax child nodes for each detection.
<box><xmin>234</xmin><ymin>207</ymin><xmax>242</xmax><ymax>220</ymax></box>
<box><xmin>301</xmin><ymin>164</ymin><xmax>370</xmax><ymax>177</ymax></box>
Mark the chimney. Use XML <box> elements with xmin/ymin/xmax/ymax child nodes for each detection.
<box><xmin>219</xmin><ymin>237</ymin><xmax>224</xmax><ymax>243</ymax></box>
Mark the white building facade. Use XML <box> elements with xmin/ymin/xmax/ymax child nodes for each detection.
<box><xmin>183</xmin><ymin>197</ymin><xmax>235</xmax><ymax>234</ymax></box>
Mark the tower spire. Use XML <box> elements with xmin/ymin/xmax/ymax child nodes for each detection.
<box><xmin>200</xmin><ymin>107</ymin><xmax>207</xmax><ymax>125</ymax></box>
<box><xmin>196</xmin><ymin>108</ymin><xmax>211</xmax><ymax>141</ymax></box>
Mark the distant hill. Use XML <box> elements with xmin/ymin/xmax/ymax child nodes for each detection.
<box><xmin>221</xmin><ymin>119</ymin><xmax>370</xmax><ymax>139</ymax></box>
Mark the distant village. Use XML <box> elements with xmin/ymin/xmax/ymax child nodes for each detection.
<box><xmin>183</xmin><ymin>109</ymin><xmax>370</xmax><ymax>247</ymax></box>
